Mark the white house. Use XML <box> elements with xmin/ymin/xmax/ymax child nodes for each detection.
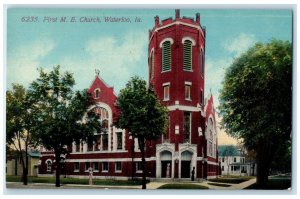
<box><xmin>218</xmin><ymin>145</ymin><xmax>256</xmax><ymax>176</ymax></box>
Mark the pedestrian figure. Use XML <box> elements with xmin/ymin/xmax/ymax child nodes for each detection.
<box><xmin>191</xmin><ymin>167</ymin><xmax>195</xmax><ymax>181</ymax></box>
<box><xmin>166</xmin><ymin>163</ymin><xmax>170</xmax><ymax>178</ymax></box>
<box><xmin>88</xmin><ymin>167</ymin><xmax>93</xmax><ymax>185</ymax></box>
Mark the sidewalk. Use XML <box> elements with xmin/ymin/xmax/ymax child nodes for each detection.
<box><xmin>146</xmin><ymin>178</ymin><xmax>257</xmax><ymax>190</ymax></box>
<box><xmin>202</xmin><ymin>178</ymin><xmax>257</xmax><ymax>190</ymax></box>
<box><xmin>229</xmin><ymin>178</ymin><xmax>257</xmax><ymax>189</ymax></box>
<box><xmin>6</xmin><ymin>182</ymin><xmax>141</xmax><ymax>189</ymax></box>
<box><xmin>6</xmin><ymin>178</ymin><xmax>257</xmax><ymax>190</ymax></box>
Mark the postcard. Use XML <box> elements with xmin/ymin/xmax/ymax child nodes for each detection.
<box><xmin>5</xmin><ymin>6</ymin><xmax>293</xmax><ymax>194</ymax></box>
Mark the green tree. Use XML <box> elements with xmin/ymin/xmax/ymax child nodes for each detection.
<box><xmin>116</xmin><ymin>76</ymin><xmax>168</xmax><ymax>189</ymax></box>
<box><xmin>27</xmin><ymin>66</ymin><xmax>100</xmax><ymax>187</ymax></box>
<box><xmin>219</xmin><ymin>40</ymin><xmax>292</xmax><ymax>188</ymax></box>
<box><xmin>6</xmin><ymin>84</ymin><xmax>32</xmax><ymax>185</ymax></box>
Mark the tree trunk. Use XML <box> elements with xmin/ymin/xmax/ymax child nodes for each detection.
<box><xmin>24</xmin><ymin>134</ymin><xmax>29</xmax><ymax>185</ymax></box>
<box><xmin>22</xmin><ymin>167</ymin><xmax>28</xmax><ymax>185</ymax></box>
<box><xmin>19</xmin><ymin>152</ymin><xmax>27</xmax><ymax>185</ymax></box>
<box><xmin>17</xmin><ymin>134</ymin><xmax>27</xmax><ymax>185</ymax></box>
<box><xmin>24</xmin><ymin>147</ymin><xmax>29</xmax><ymax>185</ymax></box>
<box><xmin>55</xmin><ymin>151</ymin><xmax>61</xmax><ymax>187</ymax></box>
<box><xmin>138</xmin><ymin>137</ymin><xmax>146</xmax><ymax>189</ymax></box>
<box><xmin>256</xmin><ymin>140</ymin><xmax>272</xmax><ymax>188</ymax></box>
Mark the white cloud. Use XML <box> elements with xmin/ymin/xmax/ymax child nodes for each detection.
<box><xmin>60</xmin><ymin>30</ymin><xmax>148</xmax><ymax>93</ymax></box>
<box><xmin>7</xmin><ymin>39</ymin><xmax>55</xmax><ymax>88</ymax></box>
<box><xmin>224</xmin><ymin>33</ymin><xmax>256</xmax><ymax>57</ymax></box>
<box><xmin>206</xmin><ymin>33</ymin><xmax>256</xmax><ymax>107</ymax></box>
<box><xmin>205</xmin><ymin>57</ymin><xmax>232</xmax><ymax>108</ymax></box>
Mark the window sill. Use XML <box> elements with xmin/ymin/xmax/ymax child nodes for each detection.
<box><xmin>73</xmin><ymin>170</ymin><xmax>79</xmax><ymax>173</ymax></box>
<box><xmin>183</xmin><ymin>69</ymin><xmax>193</xmax><ymax>72</ymax></box>
<box><xmin>115</xmin><ymin>171</ymin><xmax>122</xmax><ymax>173</ymax></box>
<box><xmin>102</xmin><ymin>170</ymin><xmax>109</xmax><ymax>173</ymax></box>
<box><xmin>136</xmin><ymin>171</ymin><xmax>143</xmax><ymax>173</ymax></box>
<box><xmin>161</xmin><ymin>69</ymin><xmax>171</xmax><ymax>73</ymax></box>
<box><xmin>163</xmin><ymin>99</ymin><xmax>170</xmax><ymax>101</ymax></box>
<box><xmin>185</xmin><ymin>98</ymin><xmax>192</xmax><ymax>101</ymax></box>
<box><xmin>85</xmin><ymin>170</ymin><xmax>99</xmax><ymax>173</ymax></box>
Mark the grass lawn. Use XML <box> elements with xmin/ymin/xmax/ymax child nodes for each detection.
<box><xmin>6</xmin><ymin>175</ymin><xmax>147</xmax><ymax>186</ymax></box>
<box><xmin>245</xmin><ymin>178</ymin><xmax>291</xmax><ymax>190</ymax></box>
<box><xmin>208</xmin><ymin>176</ymin><xmax>254</xmax><ymax>184</ymax></box>
<box><xmin>158</xmin><ymin>183</ymin><xmax>209</xmax><ymax>189</ymax></box>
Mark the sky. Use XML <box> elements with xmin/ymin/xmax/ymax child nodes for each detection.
<box><xmin>6</xmin><ymin>8</ymin><xmax>293</xmax><ymax>145</ymax></box>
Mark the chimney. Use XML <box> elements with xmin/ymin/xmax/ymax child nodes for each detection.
<box><xmin>196</xmin><ymin>13</ymin><xmax>200</xmax><ymax>24</ymax></box>
<box><xmin>175</xmin><ymin>9</ymin><xmax>180</xmax><ymax>19</ymax></box>
<box><xmin>155</xmin><ymin>15</ymin><xmax>159</xmax><ymax>26</ymax></box>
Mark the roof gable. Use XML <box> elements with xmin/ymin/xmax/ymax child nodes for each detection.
<box><xmin>205</xmin><ymin>94</ymin><xmax>217</xmax><ymax>129</ymax></box>
<box><xmin>218</xmin><ymin>145</ymin><xmax>240</xmax><ymax>156</ymax></box>
<box><xmin>88</xmin><ymin>75</ymin><xmax>117</xmax><ymax>101</ymax></box>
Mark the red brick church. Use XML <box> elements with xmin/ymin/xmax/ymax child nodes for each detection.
<box><xmin>38</xmin><ymin>10</ymin><xmax>219</xmax><ymax>180</ymax></box>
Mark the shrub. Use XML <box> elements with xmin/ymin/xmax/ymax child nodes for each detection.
<box><xmin>158</xmin><ymin>184</ymin><xmax>209</xmax><ymax>189</ymax></box>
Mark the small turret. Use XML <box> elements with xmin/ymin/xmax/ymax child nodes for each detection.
<box><xmin>196</xmin><ymin>13</ymin><xmax>200</xmax><ymax>24</ymax></box>
<box><xmin>175</xmin><ymin>9</ymin><xmax>180</xmax><ymax>19</ymax></box>
<box><xmin>155</xmin><ymin>15</ymin><xmax>159</xmax><ymax>26</ymax></box>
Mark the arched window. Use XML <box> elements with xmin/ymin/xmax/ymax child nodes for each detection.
<box><xmin>95</xmin><ymin>88</ymin><xmax>100</xmax><ymax>99</ymax></box>
<box><xmin>91</xmin><ymin>106</ymin><xmax>109</xmax><ymax>151</ymax></box>
<box><xmin>93</xmin><ymin>106</ymin><xmax>109</xmax><ymax>121</ymax></box>
<box><xmin>207</xmin><ymin>117</ymin><xmax>214</xmax><ymax>157</ymax></box>
<box><xmin>46</xmin><ymin>160</ymin><xmax>52</xmax><ymax>172</ymax></box>
<box><xmin>183</xmin><ymin>112</ymin><xmax>191</xmax><ymax>143</ymax></box>
<box><xmin>150</xmin><ymin>50</ymin><xmax>154</xmax><ymax>79</ymax></box>
<box><xmin>183</xmin><ymin>40</ymin><xmax>192</xmax><ymax>71</ymax></box>
<box><xmin>162</xmin><ymin>41</ymin><xmax>171</xmax><ymax>72</ymax></box>
<box><xmin>208</xmin><ymin>118</ymin><xmax>214</xmax><ymax>140</ymax></box>
<box><xmin>200</xmin><ymin>49</ymin><xmax>204</xmax><ymax>75</ymax></box>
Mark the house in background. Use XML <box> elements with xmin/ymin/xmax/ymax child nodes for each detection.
<box><xmin>218</xmin><ymin>145</ymin><xmax>256</xmax><ymax>176</ymax></box>
<box><xmin>6</xmin><ymin>150</ymin><xmax>41</xmax><ymax>177</ymax></box>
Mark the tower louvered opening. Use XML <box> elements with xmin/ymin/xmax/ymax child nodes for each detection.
<box><xmin>162</xmin><ymin>41</ymin><xmax>171</xmax><ymax>72</ymax></box>
<box><xmin>183</xmin><ymin>40</ymin><xmax>192</xmax><ymax>71</ymax></box>
<box><xmin>200</xmin><ymin>49</ymin><xmax>204</xmax><ymax>75</ymax></box>
<box><xmin>151</xmin><ymin>51</ymin><xmax>154</xmax><ymax>78</ymax></box>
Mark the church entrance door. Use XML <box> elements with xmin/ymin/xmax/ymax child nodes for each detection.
<box><xmin>160</xmin><ymin>150</ymin><xmax>172</xmax><ymax>178</ymax></box>
<box><xmin>161</xmin><ymin>161</ymin><xmax>172</xmax><ymax>178</ymax></box>
<box><xmin>181</xmin><ymin>161</ymin><xmax>191</xmax><ymax>178</ymax></box>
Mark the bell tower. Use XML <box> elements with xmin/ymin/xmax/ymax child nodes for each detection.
<box><xmin>148</xmin><ymin>9</ymin><xmax>207</xmax><ymax>179</ymax></box>
<box><xmin>148</xmin><ymin>9</ymin><xmax>205</xmax><ymax>108</ymax></box>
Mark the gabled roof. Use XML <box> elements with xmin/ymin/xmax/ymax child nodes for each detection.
<box><xmin>218</xmin><ymin>145</ymin><xmax>240</xmax><ymax>156</ymax></box>
<box><xmin>89</xmin><ymin>75</ymin><xmax>111</xmax><ymax>91</ymax></box>
<box><xmin>27</xmin><ymin>151</ymin><xmax>41</xmax><ymax>158</ymax></box>
<box><xmin>88</xmin><ymin>75</ymin><xmax>117</xmax><ymax>98</ymax></box>
<box><xmin>205</xmin><ymin>93</ymin><xmax>217</xmax><ymax>130</ymax></box>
